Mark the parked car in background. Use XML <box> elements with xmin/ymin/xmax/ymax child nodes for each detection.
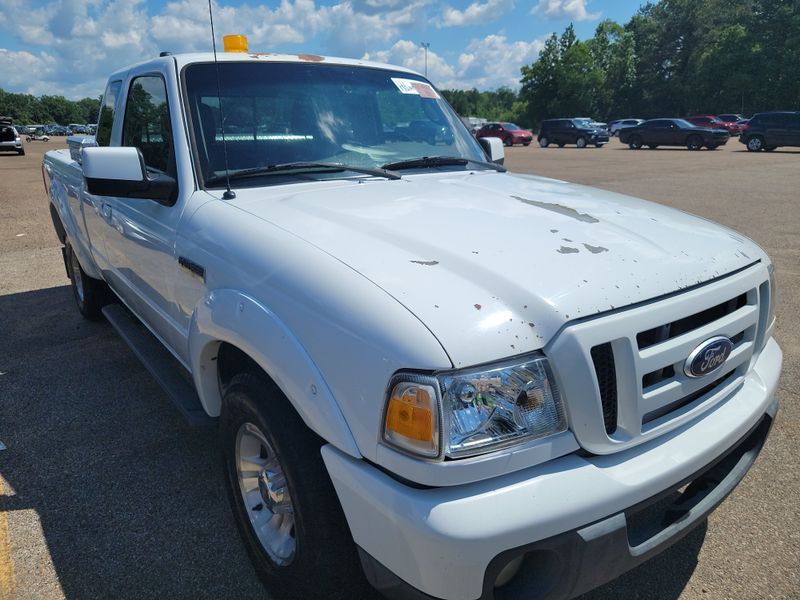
<box><xmin>475</xmin><ymin>122</ymin><xmax>533</xmax><ymax>146</ymax></box>
<box><xmin>0</xmin><ymin>118</ymin><xmax>24</xmax><ymax>155</ymax></box>
<box><xmin>687</xmin><ymin>115</ymin><xmax>740</xmax><ymax>136</ymax></box>
<box><xmin>609</xmin><ymin>119</ymin><xmax>645</xmax><ymax>136</ymax></box>
<box><xmin>620</xmin><ymin>118</ymin><xmax>729</xmax><ymax>150</ymax></box>
<box><xmin>537</xmin><ymin>118</ymin><xmax>609</xmax><ymax>148</ymax></box>
<box><xmin>739</xmin><ymin>111</ymin><xmax>800</xmax><ymax>152</ymax></box>
<box><xmin>717</xmin><ymin>114</ymin><xmax>744</xmax><ymax>124</ymax></box>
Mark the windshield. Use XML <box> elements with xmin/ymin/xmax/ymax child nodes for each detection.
<box><xmin>502</xmin><ymin>122</ymin><xmax>522</xmax><ymax>130</ymax></box>
<box><xmin>572</xmin><ymin>118</ymin><xmax>593</xmax><ymax>128</ymax></box>
<box><xmin>183</xmin><ymin>62</ymin><xmax>486</xmax><ymax>187</ymax></box>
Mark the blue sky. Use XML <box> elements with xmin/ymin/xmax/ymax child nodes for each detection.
<box><xmin>0</xmin><ymin>0</ymin><xmax>645</xmax><ymax>99</ymax></box>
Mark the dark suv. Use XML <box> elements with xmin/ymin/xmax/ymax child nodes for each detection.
<box><xmin>538</xmin><ymin>118</ymin><xmax>609</xmax><ymax>148</ymax></box>
<box><xmin>740</xmin><ymin>112</ymin><xmax>800</xmax><ymax>152</ymax></box>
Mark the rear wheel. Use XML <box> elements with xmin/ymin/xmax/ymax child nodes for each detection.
<box><xmin>629</xmin><ymin>135</ymin><xmax>643</xmax><ymax>150</ymax></box>
<box><xmin>220</xmin><ymin>371</ymin><xmax>368</xmax><ymax>599</ymax></box>
<box><xmin>648</xmin><ymin>145</ymin><xmax>658</xmax><ymax>149</ymax></box>
<box><xmin>503</xmin><ymin>136</ymin><xmax>512</xmax><ymax>147</ymax></box>
<box><xmin>65</xmin><ymin>242</ymin><xmax>110</xmax><ymax>320</ymax></box>
<box><xmin>686</xmin><ymin>135</ymin><xmax>703</xmax><ymax>151</ymax></box>
<box><xmin>557</xmin><ymin>143</ymin><xmax>565</xmax><ymax>148</ymax></box>
<box><xmin>746</xmin><ymin>136</ymin><xmax>764</xmax><ymax>152</ymax></box>
<box><xmin>576</xmin><ymin>136</ymin><xmax>588</xmax><ymax>148</ymax></box>
<box><xmin>764</xmin><ymin>146</ymin><xmax>776</xmax><ymax>152</ymax></box>
<box><xmin>538</xmin><ymin>137</ymin><xmax>549</xmax><ymax>148</ymax></box>
<box><xmin>707</xmin><ymin>144</ymin><xmax>719</xmax><ymax>150</ymax></box>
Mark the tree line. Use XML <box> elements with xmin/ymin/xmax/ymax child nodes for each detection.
<box><xmin>0</xmin><ymin>89</ymin><xmax>100</xmax><ymax>125</ymax></box>
<box><xmin>443</xmin><ymin>0</ymin><xmax>799</xmax><ymax>128</ymax></box>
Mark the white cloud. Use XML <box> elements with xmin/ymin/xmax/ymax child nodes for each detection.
<box><xmin>364</xmin><ymin>34</ymin><xmax>544</xmax><ymax>90</ymax></box>
<box><xmin>438</xmin><ymin>0</ymin><xmax>514</xmax><ymax>27</ymax></box>
<box><xmin>0</xmin><ymin>0</ymin><xmax>539</xmax><ymax>99</ymax></box>
<box><xmin>363</xmin><ymin>40</ymin><xmax>457</xmax><ymax>82</ymax></box>
<box><xmin>531</xmin><ymin>0</ymin><xmax>600</xmax><ymax>21</ymax></box>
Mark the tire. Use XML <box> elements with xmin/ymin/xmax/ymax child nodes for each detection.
<box><xmin>25</xmin><ymin>136</ymin><xmax>31</xmax><ymax>142</ymax></box>
<box><xmin>628</xmin><ymin>135</ymin><xmax>643</xmax><ymax>150</ymax></box>
<box><xmin>686</xmin><ymin>135</ymin><xmax>703</xmax><ymax>151</ymax></box>
<box><xmin>595</xmin><ymin>143</ymin><xmax>605</xmax><ymax>148</ymax></box>
<box><xmin>220</xmin><ymin>371</ymin><xmax>369</xmax><ymax>600</ymax></box>
<box><xmin>523</xmin><ymin>142</ymin><xmax>530</xmax><ymax>147</ymax></box>
<box><xmin>18</xmin><ymin>149</ymin><xmax>25</xmax><ymax>156</ymax></box>
<box><xmin>503</xmin><ymin>136</ymin><xmax>512</xmax><ymax>147</ymax></box>
<box><xmin>764</xmin><ymin>146</ymin><xmax>776</xmax><ymax>152</ymax></box>
<box><xmin>746</xmin><ymin>136</ymin><xmax>764</xmax><ymax>152</ymax></box>
<box><xmin>707</xmin><ymin>144</ymin><xmax>719</xmax><ymax>150</ymax></box>
<box><xmin>576</xmin><ymin>136</ymin><xmax>588</xmax><ymax>148</ymax></box>
<box><xmin>538</xmin><ymin>137</ymin><xmax>549</xmax><ymax>148</ymax></box>
<box><xmin>557</xmin><ymin>143</ymin><xmax>565</xmax><ymax>148</ymax></box>
<box><xmin>65</xmin><ymin>242</ymin><xmax>110</xmax><ymax>320</ymax></box>
<box><xmin>648</xmin><ymin>145</ymin><xmax>658</xmax><ymax>149</ymax></box>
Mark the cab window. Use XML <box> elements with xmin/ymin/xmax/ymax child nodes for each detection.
<box><xmin>122</xmin><ymin>75</ymin><xmax>175</xmax><ymax>175</ymax></box>
<box><xmin>96</xmin><ymin>80</ymin><xmax>121</xmax><ymax>147</ymax></box>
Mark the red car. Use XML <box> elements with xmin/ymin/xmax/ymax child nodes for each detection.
<box><xmin>687</xmin><ymin>115</ymin><xmax>741</xmax><ymax>136</ymax></box>
<box><xmin>475</xmin><ymin>122</ymin><xmax>533</xmax><ymax>146</ymax></box>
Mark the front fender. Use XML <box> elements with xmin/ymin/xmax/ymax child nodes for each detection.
<box><xmin>188</xmin><ymin>288</ymin><xmax>361</xmax><ymax>459</ymax></box>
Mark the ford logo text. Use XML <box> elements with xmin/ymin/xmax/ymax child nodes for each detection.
<box><xmin>684</xmin><ymin>336</ymin><xmax>734</xmax><ymax>378</ymax></box>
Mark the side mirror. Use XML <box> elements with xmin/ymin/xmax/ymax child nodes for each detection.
<box><xmin>478</xmin><ymin>136</ymin><xmax>505</xmax><ymax>166</ymax></box>
<box><xmin>82</xmin><ymin>146</ymin><xmax>177</xmax><ymax>206</ymax></box>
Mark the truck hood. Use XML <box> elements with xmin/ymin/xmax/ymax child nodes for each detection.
<box><xmin>228</xmin><ymin>171</ymin><xmax>763</xmax><ymax>367</ymax></box>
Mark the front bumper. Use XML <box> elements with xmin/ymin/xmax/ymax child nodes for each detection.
<box><xmin>322</xmin><ymin>337</ymin><xmax>781</xmax><ymax>600</ymax></box>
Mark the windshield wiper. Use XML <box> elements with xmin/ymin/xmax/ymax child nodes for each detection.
<box><xmin>381</xmin><ymin>155</ymin><xmax>506</xmax><ymax>172</ymax></box>
<box><xmin>205</xmin><ymin>162</ymin><xmax>401</xmax><ymax>186</ymax></box>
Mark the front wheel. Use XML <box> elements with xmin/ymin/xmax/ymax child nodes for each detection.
<box><xmin>746</xmin><ymin>136</ymin><xmax>764</xmax><ymax>152</ymax></box>
<box><xmin>221</xmin><ymin>371</ymin><xmax>368</xmax><ymax>599</ymax></box>
<box><xmin>576</xmin><ymin>136</ymin><xmax>588</xmax><ymax>148</ymax></box>
<box><xmin>707</xmin><ymin>144</ymin><xmax>719</xmax><ymax>150</ymax></box>
<box><xmin>595</xmin><ymin>143</ymin><xmax>605</xmax><ymax>148</ymax></box>
<box><xmin>523</xmin><ymin>142</ymin><xmax>530</xmax><ymax>147</ymax></box>
<box><xmin>539</xmin><ymin>137</ymin><xmax>549</xmax><ymax>148</ymax></box>
<box><xmin>18</xmin><ymin>149</ymin><xmax>25</xmax><ymax>156</ymax></box>
<box><xmin>686</xmin><ymin>135</ymin><xmax>703</xmax><ymax>151</ymax></box>
<box><xmin>25</xmin><ymin>136</ymin><xmax>31</xmax><ymax>142</ymax></box>
<box><xmin>65</xmin><ymin>242</ymin><xmax>110</xmax><ymax>320</ymax></box>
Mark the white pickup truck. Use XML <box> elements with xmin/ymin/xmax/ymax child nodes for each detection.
<box><xmin>43</xmin><ymin>43</ymin><xmax>782</xmax><ymax>600</ymax></box>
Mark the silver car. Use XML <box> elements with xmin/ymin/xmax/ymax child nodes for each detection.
<box><xmin>609</xmin><ymin>118</ymin><xmax>644</xmax><ymax>136</ymax></box>
<box><xmin>0</xmin><ymin>120</ymin><xmax>24</xmax><ymax>156</ymax></box>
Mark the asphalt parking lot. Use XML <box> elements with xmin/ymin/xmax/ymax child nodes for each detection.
<box><xmin>1</xmin><ymin>138</ymin><xmax>798</xmax><ymax>599</ymax></box>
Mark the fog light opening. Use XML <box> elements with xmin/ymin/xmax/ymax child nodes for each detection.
<box><xmin>494</xmin><ymin>555</ymin><xmax>523</xmax><ymax>588</ymax></box>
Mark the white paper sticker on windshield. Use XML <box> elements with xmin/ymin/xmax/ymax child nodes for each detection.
<box><xmin>391</xmin><ymin>78</ymin><xmax>440</xmax><ymax>99</ymax></box>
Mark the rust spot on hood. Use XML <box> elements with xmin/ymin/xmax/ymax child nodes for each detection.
<box><xmin>557</xmin><ymin>246</ymin><xmax>579</xmax><ymax>254</ymax></box>
<box><xmin>474</xmin><ymin>304</ymin><xmax>482</xmax><ymax>310</ymax></box>
<box><xmin>296</xmin><ymin>54</ymin><xmax>325</xmax><ymax>62</ymax></box>
<box><xmin>410</xmin><ymin>260</ymin><xmax>439</xmax><ymax>266</ymax></box>
<box><xmin>512</xmin><ymin>195</ymin><xmax>599</xmax><ymax>223</ymax></box>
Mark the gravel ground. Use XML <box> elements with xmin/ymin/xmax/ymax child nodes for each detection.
<box><xmin>0</xmin><ymin>138</ymin><xmax>797</xmax><ymax>599</ymax></box>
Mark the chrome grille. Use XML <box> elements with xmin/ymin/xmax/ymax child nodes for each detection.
<box><xmin>548</xmin><ymin>263</ymin><xmax>770</xmax><ymax>455</ymax></box>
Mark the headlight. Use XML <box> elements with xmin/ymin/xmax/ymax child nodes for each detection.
<box><xmin>382</xmin><ymin>355</ymin><xmax>567</xmax><ymax>459</ymax></box>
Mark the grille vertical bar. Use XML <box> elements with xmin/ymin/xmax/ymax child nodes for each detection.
<box><xmin>591</xmin><ymin>343</ymin><xmax>618</xmax><ymax>434</ymax></box>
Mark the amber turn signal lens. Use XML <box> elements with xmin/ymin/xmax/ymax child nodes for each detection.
<box><xmin>383</xmin><ymin>381</ymin><xmax>439</xmax><ymax>457</ymax></box>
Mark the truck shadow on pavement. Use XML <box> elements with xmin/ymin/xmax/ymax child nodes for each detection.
<box><xmin>0</xmin><ymin>285</ymin><xmax>704</xmax><ymax>599</ymax></box>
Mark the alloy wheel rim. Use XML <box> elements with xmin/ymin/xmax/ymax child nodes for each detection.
<box><xmin>235</xmin><ymin>422</ymin><xmax>297</xmax><ymax>566</ymax></box>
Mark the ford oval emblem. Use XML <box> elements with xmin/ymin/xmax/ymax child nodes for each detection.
<box><xmin>684</xmin><ymin>336</ymin><xmax>733</xmax><ymax>378</ymax></box>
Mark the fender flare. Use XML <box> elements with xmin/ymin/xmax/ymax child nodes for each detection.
<box><xmin>188</xmin><ymin>288</ymin><xmax>362</xmax><ymax>459</ymax></box>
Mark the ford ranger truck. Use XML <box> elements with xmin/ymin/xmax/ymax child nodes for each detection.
<box><xmin>43</xmin><ymin>41</ymin><xmax>782</xmax><ymax>600</ymax></box>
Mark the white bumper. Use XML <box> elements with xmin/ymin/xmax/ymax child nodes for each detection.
<box><xmin>322</xmin><ymin>337</ymin><xmax>782</xmax><ymax>600</ymax></box>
